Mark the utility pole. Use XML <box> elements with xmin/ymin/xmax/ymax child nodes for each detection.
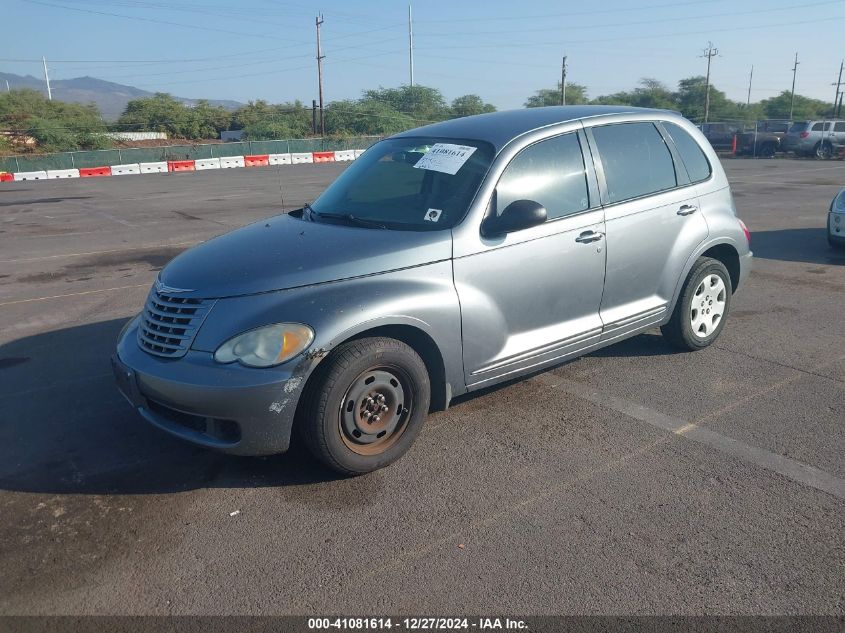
<box><xmin>315</xmin><ymin>14</ymin><xmax>325</xmax><ymax>137</ymax></box>
<box><xmin>42</xmin><ymin>55</ymin><xmax>52</xmax><ymax>101</ymax></box>
<box><xmin>789</xmin><ymin>52</ymin><xmax>799</xmax><ymax>120</ymax></box>
<box><xmin>408</xmin><ymin>4</ymin><xmax>414</xmax><ymax>87</ymax></box>
<box><xmin>832</xmin><ymin>59</ymin><xmax>843</xmax><ymax>118</ymax></box>
<box><xmin>701</xmin><ymin>42</ymin><xmax>718</xmax><ymax>123</ymax></box>
<box><xmin>560</xmin><ymin>55</ymin><xmax>567</xmax><ymax>106</ymax></box>
<box><xmin>312</xmin><ymin>99</ymin><xmax>317</xmax><ymax>135</ymax></box>
<box><xmin>746</xmin><ymin>65</ymin><xmax>753</xmax><ymax>108</ymax></box>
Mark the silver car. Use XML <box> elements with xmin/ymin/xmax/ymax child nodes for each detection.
<box><xmin>782</xmin><ymin>120</ymin><xmax>845</xmax><ymax>158</ymax></box>
<box><xmin>113</xmin><ymin>106</ymin><xmax>752</xmax><ymax>474</ymax></box>
<box><xmin>829</xmin><ymin>188</ymin><xmax>845</xmax><ymax>249</ymax></box>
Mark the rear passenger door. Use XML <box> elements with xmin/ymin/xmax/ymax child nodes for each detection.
<box><xmin>586</xmin><ymin>121</ymin><xmax>709</xmax><ymax>342</ymax></box>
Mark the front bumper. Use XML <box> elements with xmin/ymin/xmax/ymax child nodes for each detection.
<box><xmin>113</xmin><ymin>319</ymin><xmax>307</xmax><ymax>456</ymax></box>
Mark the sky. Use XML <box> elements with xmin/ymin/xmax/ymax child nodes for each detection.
<box><xmin>2</xmin><ymin>0</ymin><xmax>844</xmax><ymax>111</ymax></box>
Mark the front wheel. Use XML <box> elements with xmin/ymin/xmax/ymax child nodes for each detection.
<box><xmin>661</xmin><ymin>257</ymin><xmax>732</xmax><ymax>351</ymax></box>
<box><xmin>299</xmin><ymin>337</ymin><xmax>430</xmax><ymax>475</ymax></box>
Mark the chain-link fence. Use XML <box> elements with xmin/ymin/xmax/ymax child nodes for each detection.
<box><xmin>0</xmin><ymin>136</ymin><xmax>382</xmax><ymax>173</ymax></box>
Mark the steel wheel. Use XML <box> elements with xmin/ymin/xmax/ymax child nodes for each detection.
<box><xmin>338</xmin><ymin>365</ymin><xmax>413</xmax><ymax>456</ymax></box>
<box><xmin>689</xmin><ymin>273</ymin><xmax>727</xmax><ymax>339</ymax></box>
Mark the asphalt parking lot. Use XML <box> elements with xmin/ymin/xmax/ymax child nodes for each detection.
<box><xmin>0</xmin><ymin>159</ymin><xmax>843</xmax><ymax>616</ymax></box>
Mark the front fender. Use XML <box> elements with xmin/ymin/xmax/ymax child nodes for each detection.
<box><xmin>191</xmin><ymin>260</ymin><xmax>465</xmax><ymax>397</ymax></box>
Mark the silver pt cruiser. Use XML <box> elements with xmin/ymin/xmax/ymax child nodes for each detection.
<box><xmin>113</xmin><ymin>106</ymin><xmax>752</xmax><ymax>475</ymax></box>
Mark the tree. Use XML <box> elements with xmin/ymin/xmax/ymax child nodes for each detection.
<box><xmin>360</xmin><ymin>85</ymin><xmax>449</xmax><ymax>123</ymax></box>
<box><xmin>0</xmin><ymin>89</ymin><xmax>110</xmax><ymax>152</ymax></box>
<box><xmin>758</xmin><ymin>91</ymin><xmax>833</xmax><ymax>120</ymax></box>
<box><xmin>234</xmin><ymin>100</ymin><xmax>312</xmax><ymax>139</ymax></box>
<box><xmin>450</xmin><ymin>94</ymin><xmax>496</xmax><ymax>118</ymax></box>
<box><xmin>525</xmin><ymin>83</ymin><xmax>589</xmax><ymax>107</ymax></box>
<box><xmin>118</xmin><ymin>93</ymin><xmax>231</xmax><ymax>140</ymax></box>
<box><xmin>592</xmin><ymin>78</ymin><xmax>675</xmax><ymax>110</ymax></box>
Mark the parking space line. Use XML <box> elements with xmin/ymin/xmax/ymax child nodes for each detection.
<box><xmin>0</xmin><ymin>284</ymin><xmax>148</xmax><ymax>307</ymax></box>
<box><xmin>0</xmin><ymin>241</ymin><xmax>197</xmax><ymax>264</ymax></box>
<box><xmin>533</xmin><ymin>374</ymin><xmax>845</xmax><ymax>502</ymax></box>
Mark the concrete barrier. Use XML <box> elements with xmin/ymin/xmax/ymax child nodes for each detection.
<box><xmin>139</xmin><ymin>162</ymin><xmax>168</xmax><ymax>174</ymax></box>
<box><xmin>79</xmin><ymin>167</ymin><xmax>112</xmax><ymax>178</ymax></box>
<box><xmin>195</xmin><ymin>158</ymin><xmax>221</xmax><ymax>170</ymax></box>
<box><xmin>354</xmin><ymin>149</ymin><xmax>366</xmax><ymax>158</ymax></box>
<box><xmin>168</xmin><ymin>160</ymin><xmax>195</xmax><ymax>172</ymax></box>
<box><xmin>313</xmin><ymin>151</ymin><xmax>335</xmax><ymax>163</ymax></box>
<box><xmin>244</xmin><ymin>154</ymin><xmax>270</xmax><ymax>167</ymax></box>
<box><xmin>269</xmin><ymin>153</ymin><xmax>292</xmax><ymax>165</ymax></box>
<box><xmin>46</xmin><ymin>169</ymin><xmax>80</xmax><ymax>179</ymax></box>
<box><xmin>111</xmin><ymin>163</ymin><xmax>141</xmax><ymax>176</ymax></box>
<box><xmin>14</xmin><ymin>171</ymin><xmax>49</xmax><ymax>181</ymax></box>
<box><xmin>334</xmin><ymin>150</ymin><xmax>356</xmax><ymax>162</ymax></box>
<box><xmin>0</xmin><ymin>173</ymin><xmax>13</xmax><ymax>182</ymax></box>
<box><xmin>291</xmin><ymin>152</ymin><xmax>313</xmax><ymax>165</ymax></box>
<box><xmin>220</xmin><ymin>156</ymin><xmax>246</xmax><ymax>169</ymax></box>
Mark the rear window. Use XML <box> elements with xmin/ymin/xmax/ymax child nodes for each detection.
<box><xmin>592</xmin><ymin>122</ymin><xmax>677</xmax><ymax>204</ymax></box>
<box><xmin>663</xmin><ymin>122</ymin><xmax>712</xmax><ymax>184</ymax></box>
<box><xmin>788</xmin><ymin>122</ymin><xmax>809</xmax><ymax>134</ymax></box>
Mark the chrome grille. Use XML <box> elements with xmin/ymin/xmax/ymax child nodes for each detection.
<box><xmin>137</xmin><ymin>289</ymin><xmax>213</xmax><ymax>358</ymax></box>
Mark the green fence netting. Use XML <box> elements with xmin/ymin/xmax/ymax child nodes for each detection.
<box><xmin>0</xmin><ymin>136</ymin><xmax>383</xmax><ymax>173</ymax></box>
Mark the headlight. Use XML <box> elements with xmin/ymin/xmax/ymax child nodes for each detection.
<box><xmin>214</xmin><ymin>323</ymin><xmax>314</xmax><ymax>368</ymax></box>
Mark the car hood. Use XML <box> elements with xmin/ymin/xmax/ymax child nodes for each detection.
<box><xmin>157</xmin><ymin>213</ymin><xmax>453</xmax><ymax>299</ymax></box>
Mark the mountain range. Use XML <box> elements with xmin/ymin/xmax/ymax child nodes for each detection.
<box><xmin>0</xmin><ymin>72</ymin><xmax>243</xmax><ymax>120</ymax></box>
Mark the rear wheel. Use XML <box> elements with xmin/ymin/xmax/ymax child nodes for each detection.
<box><xmin>299</xmin><ymin>337</ymin><xmax>430</xmax><ymax>475</ymax></box>
<box><xmin>815</xmin><ymin>142</ymin><xmax>833</xmax><ymax>160</ymax></box>
<box><xmin>759</xmin><ymin>142</ymin><xmax>777</xmax><ymax>158</ymax></box>
<box><xmin>661</xmin><ymin>257</ymin><xmax>732</xmax><ymax>351</ymax></box>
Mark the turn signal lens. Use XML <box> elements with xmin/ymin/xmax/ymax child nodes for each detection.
<box><xmin>214</xmin><ymin>323</ymin><xmax>314</xmax><ymax>368</ymax></box>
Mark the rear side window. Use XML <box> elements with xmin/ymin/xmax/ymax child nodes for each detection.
<box><xmin>788</xmin><ymin>122</ymin><xmax>809</xmax><ymax>134</ymax></box>
<box><xmin>811</xmin><ymin>122</ymin><xmax>832</xmax><ymax>131</ymax></box>
<box><xmin>496</xmin><ymin>133</ymin><xmax>590</xmax><ymax>221</ymax></box>
<box><xmin>592</xmin><ymin>122</ymin><xmax>677</xmax><ymax>203</ymax></box>
<box><xmin>663</xmin><ymin>122</ymin><xmax>712</xmax><ymax>183</ymax></box>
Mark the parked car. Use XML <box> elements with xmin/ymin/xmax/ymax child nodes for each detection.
<box><xmin>699</xmin><ymin>122</ymin><xmax>739</xmax><ymax>151</ymax></box>
<box><xmin>735</xmin><ymin>119</ymin><xmax>792</xmax><ymax>157</ymax></box>
<box><xmin>829</xmin><ymin>188</ymin><xmax>845</xmax><ymax>249</ymax></box>
<box><xmin>781</xmin><ymin>120</ymin><xmax>845</xmax><ymax>158</ymax></box>
<box><xmin>113</xmin><ymin>106</ymin><xmax>753</xmax><ymax>474</ymax></box>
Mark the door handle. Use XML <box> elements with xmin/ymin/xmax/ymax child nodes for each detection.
<box><xmin>677</xmin><ymin>204</ymin><xmax>698</xmax><ymax>216</ymax></box>
<box><xmin>575</xmin><ymin>230</ymin><xmax>604</xmax><ymax>243</ymax></box>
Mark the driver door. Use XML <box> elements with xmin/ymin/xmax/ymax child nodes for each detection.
<box><xmin>454</xmin><ymin>131</ymin><xmax>607</xmax><ymax>388</ymax></box>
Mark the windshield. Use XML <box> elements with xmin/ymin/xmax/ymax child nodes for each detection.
<box><xmin>310</xmin><ymin>136</ymin><xmax>494</xmax><ymax>230</ymax></box>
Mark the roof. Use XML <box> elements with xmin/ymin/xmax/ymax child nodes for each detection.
<box><xmin>394</xmin><ymin>105</ymin><xmax>673</xmax><ymax>152</ymax></box>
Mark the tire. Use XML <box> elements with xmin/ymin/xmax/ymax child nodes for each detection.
<box><xmin>299</xmin><ymin>337</ymin><xmax>430</xmax><ymax>475</ymax></box>
<box><xmin>815</xmin><ymin>142</ymin><xmax>833</xmax><ymax>160</ymax></box>
<box><xmin>661</xmin><ymin>257</ymin><xmax>732</xmax><ymax>351</ymax></box>
<box><xmin>759</xmin><ymin>142</ymin><xmax>776</xmax><ymax>158</ymax></box>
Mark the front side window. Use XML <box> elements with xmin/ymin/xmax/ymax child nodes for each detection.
<box><xmin>311</xmin><ymin>136</ymin><xmax>494</xmax><ymax>230</ymax></box>
<box><xmin>592</xmin><ymin>122</ymin><xmax>677</xmax><ymax>203</ymax></box>
<box><xmin>834</xmin><ymin>122</ymin><xmax>845</xmax><ymax>132</ymax></box>
<box><xmin>496</xmin><ymin>133</ymin><xmax>589</xmax><ymax>220</ymax></box>
<box><xmin>663</xmin><ymin>121</ymin><xmax>712</xmax><ymax>184</ymax></box>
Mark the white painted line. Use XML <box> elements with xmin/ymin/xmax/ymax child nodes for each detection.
<box><xmin>533</xmin><ymin>374</ymin><xmax>845</xmax><ymax>502</ymax></box>
<box><xmin>0</xmin><ymin>283</ymin><xmax>149</xmax><ymax>307</ymax></box>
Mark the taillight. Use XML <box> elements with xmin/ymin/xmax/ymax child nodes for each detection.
<box><xmin>738</xmin><ymin>219</ymin><xmax>751</xmax><ymax>246</ymax></box>
<box><xmin>799</xmin><ymin>131</ymin><xmax>810</xmax><ymax>138</ymax></box>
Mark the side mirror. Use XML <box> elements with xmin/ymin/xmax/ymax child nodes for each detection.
<box><xmin>482</xmin><ymin>199</ymin><xmax>547</xmax><ymax>237</ymax></box>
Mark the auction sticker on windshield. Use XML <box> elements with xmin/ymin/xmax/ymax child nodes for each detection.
<box><xmin>413</xmin><ymin>143</ymin><xmax>477</xmax><ymax>175</ymax></box>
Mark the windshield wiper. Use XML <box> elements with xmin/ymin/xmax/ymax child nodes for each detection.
<box><xmin>313</xmin><ymin>211</ymin><xmax>389</xmax><ymax>230</ymax></box>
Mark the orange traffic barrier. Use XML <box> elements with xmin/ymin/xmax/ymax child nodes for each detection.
<box><xmin>0</xmin><ymin>172</ymin><xmax>13</xmax><ymax>182</ymax></box>
<box><xmin>79</xmin><ymin>166</ymin><xmax>112</xmax><ymax>177</ymax></box>
<box><xmin>168</xmin><ymin>160</ymin><xmax>196</xmax><ymax>172</ymax></box>
<box><xmin>731</xmin><ymin>134</ymin><xmax>737</xmax><ymax>155</ymax></box>
<box><xmin>312</xmin><ymin>151</ymin><xmax>335</xmax><ymax>163</ymax></box>
<box><xmin>244</xmin><ymin>154</ymin><xmax>269</xmax><ymax>167</ymax></box>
